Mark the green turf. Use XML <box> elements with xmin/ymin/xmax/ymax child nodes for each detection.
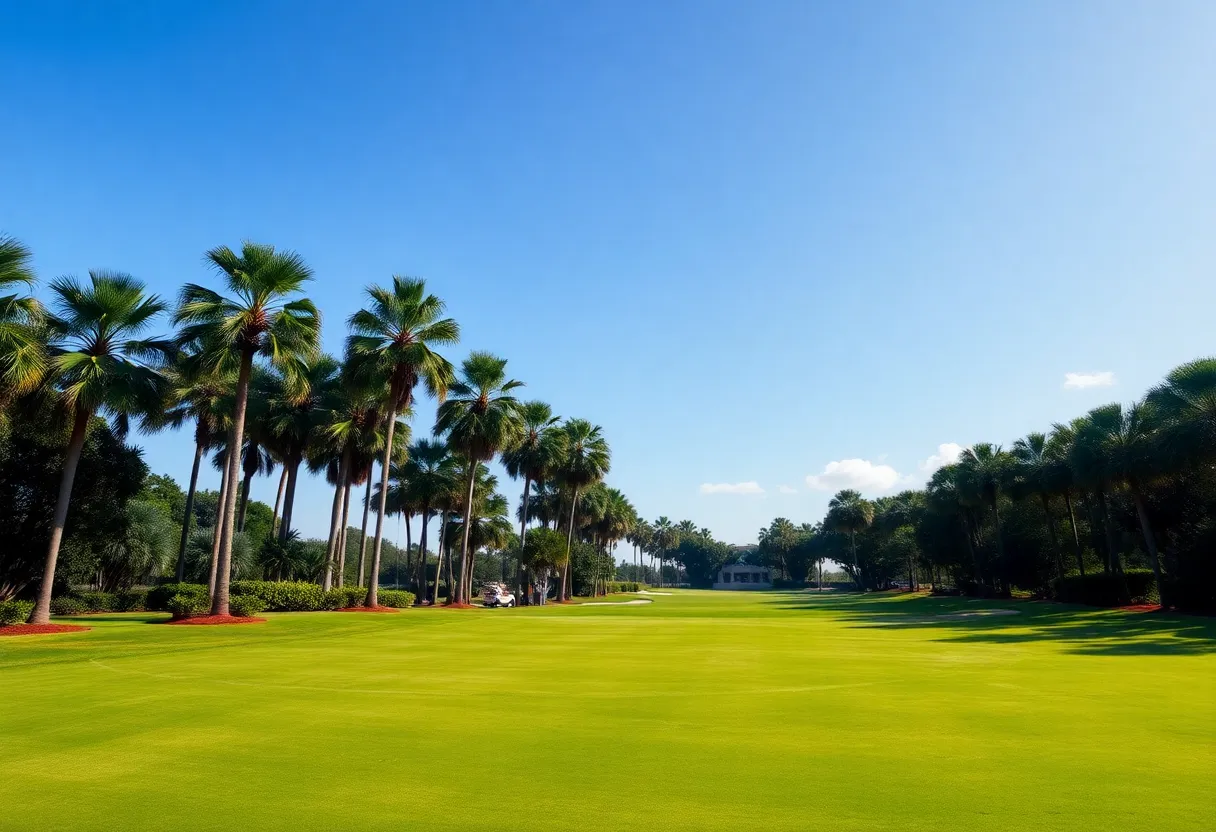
<box><xmin>2</xmin><ymin>591</ymin><xmax>1213</xmax><ymax>831</ymax></box>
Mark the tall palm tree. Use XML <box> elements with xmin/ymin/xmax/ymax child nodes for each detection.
<box><xmin>154</xmin><ymin>349</ymin><xmax>233</xmax><ymax>581</ymax></box>
<box><xmin>1048</xmin><ymin>420</ymin><xmax>1088</xmax><ymax>576</ymax></box>
<box><xmin>28</xmin><ymin>272</ymin><xmax>172</xmax><ymax>624</ymax></box>
<box><xmin>926</xmin><ymin>464</ymin><xmax>982</xmax><ymax>585</ymax></box>
<box><xmin>1077</xmin><ymin>402</ymin><xmax>1169</xmax><ymax>604</ymax></box>
<box><xmin>434</xmin><ymin>352</ymin><xmax>525</xmax><ymax>604</ymax></box>
<box><xmin>397</xmin><ymin>439</ymin><xmax>457</xmax><ymax>603</ymax></box>
<box><xmin>651</xmin><ymin>516</ymin><xmax>679</xmax><ymax>589</ymax></box>
<box><xmin>1147</xmin><ymin>358</ymin><xmax>1216</xmax><ymax>466</ymax></box>
<box><xmin>1068</xmin><ymin>412</ymin><xmax>1124</xmax><ymax>577</ymax></box>
<box><xmin>174</xmin><ymin>242</ymin><xmax>319</xmax><ymax>616</ymax></box>
<box><xmin>0</xmin><ymin>235</ymin><xmax>45</xmax><ymax>409</ymax></box>
<box><xmin>1011</xmin><ymin>432</ymin><xmax>1067</xmax><ymax>583</ymax></box>
<box><xmin>555</xmin><ymin>419</ymin><xmax>610</xmax><ymax>601</ymax></box>
<box><xmin>629</xmin><ymin>520</ymin><xmax>654</xmax><ymax>583</ymax></box>
<box><xmin>501</xmin><ymin>399</ymin><xmax>564</xmax><ymax>596</ymax></box>
<box><xmin>957</xmin><ymin>443</ymin><xmax>1014</xmax><ymax>595</ymax></box>
<box><xmin>825</xmin><ymin>489</ymin><xmax>874</xmax><ymax>589</ymax></box>
<box><xmin>346</xmin><ymin>276</ymin><xmax>457</xmax><ymax>608</ymax></box>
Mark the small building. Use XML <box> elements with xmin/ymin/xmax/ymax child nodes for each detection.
<box><xmin>713</xmin><ymin>562</ymin><xmax>772</xmax><ymax>590</ymax></box>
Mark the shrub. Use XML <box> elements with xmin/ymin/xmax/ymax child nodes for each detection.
<box><xmin>230</xmin><ymin>580</ymin><xmax>326</xmax><ymax>611</ymax></box>
<box><xmin>376</xmin><ymin>589</ymin><xmax>415</xmax><ymax>608</ymax></box>
<box><xmin>167</xmin><ymin>591</ymin><xmax>210</xmax><ymax>620</ymax></box>
<box><xmin>50</xmin><ymin>596</ymin><xmax>87</xmax><ymax>616</ymax></box>
<box><xmin>228</xmin><ymin>595</ymin><xmax>266</xmax><ymax>618</ymax></box>
<box><xmin>0</xmin><ymin>599</ymin><xmax>34</xmax><ymax>625</ymax></box>
<box><xmin>324</xmin><ymin>586</ymin><xmax>367</xmax><ymax>610</ymax></box>
<box><xmin>605</xmin><ymin>581</ymin><xmax>640</xmax><ymax>593</ymax></box>
<box><xmin>77</xmin><ymin>591</ymin><xmax>118</xmax><ymax>612</ymax></box>
<box><xmin>148</xmin><ymin>583</ymin><xmax>208</xmax><ymax>612</ymax></box>
<box><xmin>1054</xmin><ymin>569</ymin><xmax>1158</xmax><ymax>606</ymax></box>
<box><xmin>114</xmin><ymin>589</ymin><xmax>148</xmax><ymax>612</ymax></box>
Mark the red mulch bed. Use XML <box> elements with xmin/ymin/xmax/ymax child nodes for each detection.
<box><xmin>167</xmin><ymin>615</ymin><xmax>266</xmax><ymax>625</ymax></box>
<box><xmin>0</xmin><ymin>623</ymin><xmax>92</xmax><ymax>637</ymax></box>
<box><xmin>336</xmin><ymin>606</ymin><xmax>400</xmax><ymax>613</ymax></box>
<box><xmin>1116</xmin><ymin>604</ymin><xmax>1162</xmax><ymax>613</ymax></box>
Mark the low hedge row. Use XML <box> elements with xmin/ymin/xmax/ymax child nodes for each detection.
<box><xmin>1053</xmin><ymin>569</ymin><xmax>1158</xmax><ymax>606</ymax></box>
<box><xmin>231</xmin><ymin>581</ymin><xmax>415</xmax><ymax>611</ymax></box>
<box><xmin>605</xmin><ymin>581</ymin><xmax>642</xmax><ymax>593</ymax></box>
<box><xmin>49</xmin><ymin>589</ymin><xmax>150</xmax><ymax>615</ymax></box>
<box><xmin>376</xmin><ymin>589</ymin><xmax>415</xmax><ymax>608</ymax></box>
<box><xmin>0</xmin><ymin>599</ymin><xmax>34</xmax><ymax>625</ymax></box>
<box><xmin>73</xmin><ymin>581</ymin><xmax>419</xmax><ymax>618</ymax></box>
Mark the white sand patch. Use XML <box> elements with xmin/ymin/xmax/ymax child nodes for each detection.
<box><xmin>577</xmin><ymin>599</ymin><xmax>654</xmax><ymax>607</ymax></box>
<box><xmin>637</xmin><ymin>590</ymin><xmax>673</xmax><ymax>596</ymax></box>
<box><xmin>937</xmin><ymin>609</ymin><xmax>1020</xmax><ymax>619</ymax></box>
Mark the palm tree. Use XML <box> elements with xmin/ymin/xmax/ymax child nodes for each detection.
<box><xmin>555</xmin><ymin>419</ymin><xmax>610</xmax><ymax>601</ymax></box>
<box><xmin>27</xmin><ymin>272</ymin><xmax>172</xmax><ymax>624</ymax></box>
<box><xmin>629</xmin><ymin>520</ymin><xmax>653</xmax><ymax>583</ymax></box>
<box><xmin>957</xmin><ymin>443</ymin><xmax>1014</xmax><ymax>595</ymax></box>
<box><xmin>434</xmin><ymin>352</ymin><xmax>525</xmax><ymax>604</ymax></box>
<box><xmin>1148</xmin><ymin>358</ymin><xmax>1216</xmax><ymax>466</ymax></box>
<box><xmin>651</xmin><ymin>516</ymin><xmax>678</xmax><ymax>589</ymax></box>
<box><xmin>345</xmin><ymin>276</ymin><xmax>457</xmax><ymax>608</ymax></box>
<box><xmin>155</xmin><ymin>349</ymin><xmax>233</xmax><ymax>581</ymax></box>
<box><xmin>0</xmin><ymin>235</ymin><xmax>45</xmax><ymax>409</ymax></box>
<box><xmin>174</xmin><ymin>242</ymin><xmax>319</xmax><ymax>616</ymax></box>
<box><xmin>1048</xmin><ymin>420</ymin><xmax>1088</xmax><ymax>576</ymax></box>
<box><xmin>262</xmin><ymin>355</ymin><xmax>339</xmax><ymax>544</ymax></box>
<box><xmin>1011</xmin><ymin>432</ymin><xmax>1067</xmax><ymax>583</ymax></box>
<box><xmin>595</xmin><ymin>488</ymin><xmax>635</xmax><ymax>595</ymax></box>
<box><xmin>1077</xmin><ymin>402</ymin><xmax>1169</xmax><ymax>604</ymax></box>
<box><xmin>396</xmin><ymin>438</ymin><xmax>456</xmax><ymax>602</ymax></box>
<box><xmin>501</xmin><ymin>400</ymin><xmax>564</xmax><ymax>598</ymax></box>
<box><xmin>825</xmin><ymin>489</ymin><xmax>874</xmax><ymax>589</ymax></box>
<box><xmin>926</xmin><ymin>464</ymin><xmax>983</xmax><ymax>585</ymax></box>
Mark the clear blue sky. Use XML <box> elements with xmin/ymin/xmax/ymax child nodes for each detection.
<box><xmin>4</xmin><ymin>1</ymin><xmax>1215</xmax><ymax>546</ymax></box>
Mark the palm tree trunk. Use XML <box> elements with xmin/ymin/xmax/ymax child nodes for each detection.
<box><xmin>366</xmin><ymin>401</ymin><xmax>398</xmax><ymax>609</ymax></box>
<box><xmin>1063</xmin><ymin>492</ymin><xmax>1084</xmax><ymax>577</ymax></box>
<box><xmin>237</xmin><ymin>454</ymin><xmax>254</xmax><ymax>533</ymax></box>
<box><xmin>208</xmin><ymin>459</ymin><xmax>229</xmax><ymax>596</ymax></box>
<box><xmin>323</xmin><ymin>449</ymin><xmax>350</xmax><ymax>592</ymax></box>
<box><xmin>990</xmin><ymin>498</ymin><xmax>1009</xmax><ymax>597</ymax></box>
<box><xmin>457</xmin><ymin>463</ymin><xmax>478</xmax><ymax>605</ymax></box>
<box><xmin>337</xmin><ymin>479</ymin><xmax>352</xmax><ymax>588</ymax></box>
<box><xmin>357</xmin><ymin>473</ymin><xmax>372</xmax><ymax>587</ymax></box>
<box><xmin>849</xmin><ymin>529</ymin><xmax>860</xmax><ymax>590</ymax></box>
<box><xmin>271</xmin><ymin>466</ymin><xmax>287</xmax><ymax>538</ymax></box>
<box><xmin>213</xmin><ymin>347</ymin><xmax>253</xmax><ymax>617</ymax></box>
<box><xmin>27</xmin><ymin>409</ymin><xmax>91</xmax><ymax>625</ymax></box>
<box><xmin>279</xmin><ymin>457</ymin><xmax>300</xmax><ymax>542</ymax></box>
<box><xmin>517</xmin><ymin>476</ymin><xmax>531</xmax><ymax>604</ymax></box>
<box><xmin>417</xmin><ymin>508</ymin><xmax>430</xmax><ymax>605</ymax></box>
<box><xmin>177</xmin><ymin>436</ymin><xmax>205</xmax><ymax>583</ymax></box>
<box><xmin>435</xmin><ymin>511</ymin><xmax>449</xmax><ymax>606</ymax></box>
<box><xmin>1040</xmin><ymin>493</ymin><xmax>1065</xmax><ymax>584</ymax></box>
<box><xmin>1096</xmin><ymin>489</ymin><xmax>1119</xmax><ymax>575</ymax></box>
<box><xmin>404</xmin><ymin>513</ymin><xmax>412</xmax><ymax>590</ymax></box>
<box><xmin>562</xmin><ymin>486</ymin><xmax>580</xmax><ymax>601</ymax></box>
<box><xmin>1131</xmin><ymin>487</ymin><xmax>1167</xmax><ymax>607</ymax></box>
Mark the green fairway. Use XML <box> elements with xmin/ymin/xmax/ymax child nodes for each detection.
<box><xmin>2</xmin><ymin>591</ymin><xmax>1213</xmax><ymax>831</ymax></box>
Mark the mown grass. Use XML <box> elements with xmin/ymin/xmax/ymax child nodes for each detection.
<box><xmin>1</xmin><ymin>590</ymin><xmax>1212</xmax><ymax>831</ymax></box>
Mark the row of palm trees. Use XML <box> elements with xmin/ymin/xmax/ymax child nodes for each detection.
<box><xmin>0</xmin><ymin>235</ymin><xmax>643</xmax><ymax>622</ymax></box>
<box><xmin>804</xmin><ymin>359</ymin><xmax>1216</xmax><ymax>605</ymax></box>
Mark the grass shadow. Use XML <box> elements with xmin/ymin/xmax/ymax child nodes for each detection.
<box><xmin>765</xmin><ymin>590</ymin><xmax>1216</xmax><ymax>656</ymax></box>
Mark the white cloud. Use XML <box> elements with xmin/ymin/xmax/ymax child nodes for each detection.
<box><xmin>699</xmin><ymin>481</ymin><xmax>765</xmax><ymax>495</ymax></box>
<box><xmin>805</xmin><ymin>459</ymin><xmax>901</xmax><ymax>494</ymax></box>
<box><xmin>919</xmin><ymin>442</ymin><xmax>965</xmax><ymax>474</ymax></box>
<box><xmin>1063</xmin><ymin>371</ymin><xmax>1116</xmax><ymax>390</ymax></box>
<box><xmin>777</xmin><ymin>485</ymin><xmax>798</xmax><ymax>494</ymax></box>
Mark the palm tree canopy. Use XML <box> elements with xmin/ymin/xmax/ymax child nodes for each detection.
<box><xmin>174</xmin><ymin>241</ymin><xmax>320</xmax><ymax>388</ymax></box>
<box><xmin>1147</xmin><ymin>357</ymin><xmax>1216</xmax><ymax>464</ymax></box>
<box><xmin>434</xmin><ymin>351</ymin><xmax>525</xmax><ymax>462</ymax></box>
<box><xmin>957</xmin><ymin>443</ymin><xmax>1014</xmax><ymax>505</ymax></box>
<box><xmin>1074</xmin><ymin>402</ymin><xmax>1162</xmax><ymax>488</ymax></box>
<box><xmin>501</xmin><ymin>399</ymin><xmax>565</xmax><ymax>483</ymax></box>
<box><xmin>46</xmin><ymin>271</ymin><xmax>173</xmax><ymax>432</ymax></box>
<box><xmin>825</xmin><ymin>489</ymin><xmax>875</xmax><ymax>535</ymax></box>
<box><xmin>557</xmin><ymin>418</ymin><xmax>611</xmax><ymax>492</ymax></box>
<box><xmin>345</xmin><ymin>275</ymin><xmax>458</xmax><ymax>410</ymax></box>
<box><xmin>0</xmin><ymin>234</ymin><xmax>45</xmax><ymax>400</ymax></box>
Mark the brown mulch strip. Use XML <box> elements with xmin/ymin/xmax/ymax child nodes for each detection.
<box><xmin>167</xmin><ymin>615</ymin><xmax>267</xmax><ymax>625</ymax></box>
<box><xmin>335</xmin><ymin>606</ymin><xmax>400</xmax><ymax>613</ymax></box>
<box><xmin>1116</xmin><ymin>604</ymin><xmax>1162</xmax><ymax>613</ymax></box>
<box><xmin>0</xmin><ymin>623</ymin><xmax>92</xmax><ymax>637</ymax></box>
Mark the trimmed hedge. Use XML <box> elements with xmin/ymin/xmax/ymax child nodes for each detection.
<box><xmin>324</xmin><ymin>586</ymin><xmax>368</xmax><ymax>610</ymax></box>
<box><xmin>50</xmin><ymin>596</ymin><xmax>87</xmax><ymax>616</ymax></box>
<box><xmin>230</xmin><ymin>581</ymin><xmax>326</xmax><ymax>611</ymax></box>
<box><xmin>229</xmin><ymin>595</ymin><xmax>266</xmax><ymax>617</ymax></box>
<box><xmin>0</xmin><ymin>599</ymin><xmax>34</xmax><ymax>625</ymax></box>
<box><xmin>605</xmin><ymin>581</ymin><xmax>641</xmax><ymax>593</ymax></box>
<box><xmin>168</xmin><ymin>590</ymin><xmax>210</xmax><ymax>619</ymax></box>
<box><xmin>1054</xmin><ymin>569</ymin><xmax>1158</xmax><ymax>606</ymax></box>
<box><xmin>377</xmin><ymin>589</ymin><xmax>415</xmax><ymax>608</ymax></box>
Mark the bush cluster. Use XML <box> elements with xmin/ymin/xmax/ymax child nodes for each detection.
<box><xmin>376</xmin><ymin>589</ymin><xmax>415</xmax><ymax>608</ymax></box>
<box><xmin>228</xmin><ymin>595</ymin><xmax>266</xmax><ymax>618</ymax></box>
<box><xmin>0</xmin><ymin>599</ymin><xmax>34</xmax><ymax>625</ymax></box>
<box><xmin>1054</xmin><ymin>569</ymin><xmax>1158</xmax><ymax>607</ymax></box>
<box><xmin>604</xmin><ymin>581</ymin><xmax>641</xmax><ymax>593</ymax></box>
<box><xmin>148</xmin><ymin>583</ymin><xmax>208</xmax><ymax>612</ymax></box>
<box><xmin>230</xmin><ymin>581</ymin><xmax>327</xmax><ymax>611</ymax></box>
<box><xmin>165</xmin><ymin>584</ymin><xmax>211</xmax><ymax>619</ymax></box>
<box><xmin>50</xmin><ymin>596</ymin><xmax>87</xmax><ymax>616</ymax></box>
<box><xmin>324</xmin><ymin>586</ymin><xmax>368</xmax><ymax>609</ymax></box>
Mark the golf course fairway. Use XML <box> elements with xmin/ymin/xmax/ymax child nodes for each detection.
<box><xmin>2</xmin><ymin>590</ymin><xmax>1212</xmax><ymax>831</ymax></box>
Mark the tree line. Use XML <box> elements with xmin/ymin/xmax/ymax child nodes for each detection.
<box><xmin>748</xmin><ymin>363</ymin><xmax>1216</xmax><ymax>611</ymax></box>
<box><xmin>0</xmin><ymin>235</ymin><xmax>655</xmax><ymax>621</ymax></box>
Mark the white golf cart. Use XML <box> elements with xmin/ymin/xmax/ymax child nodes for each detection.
<box><xmin>481</xmin><ymin>582</ymin><xmax>516</xmax><ymax>608</ymax></box>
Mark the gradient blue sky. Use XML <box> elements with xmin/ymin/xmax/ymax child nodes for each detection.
<box><xmin>4</xmin><ymin>1</ymin><xmax>1215</xmax><ymax>546</ymax></box>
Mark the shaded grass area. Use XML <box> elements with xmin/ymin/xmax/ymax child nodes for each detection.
<box><xmin>1</xmin><ymin>591</ymin><xmax>1213</xmax><ymax>831</ymax></box>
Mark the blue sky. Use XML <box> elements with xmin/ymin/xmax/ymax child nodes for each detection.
<box><xmin>4</xmin><ymin>1</ymin><xmax>1215</xmax><ymax>546</ymax></box>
